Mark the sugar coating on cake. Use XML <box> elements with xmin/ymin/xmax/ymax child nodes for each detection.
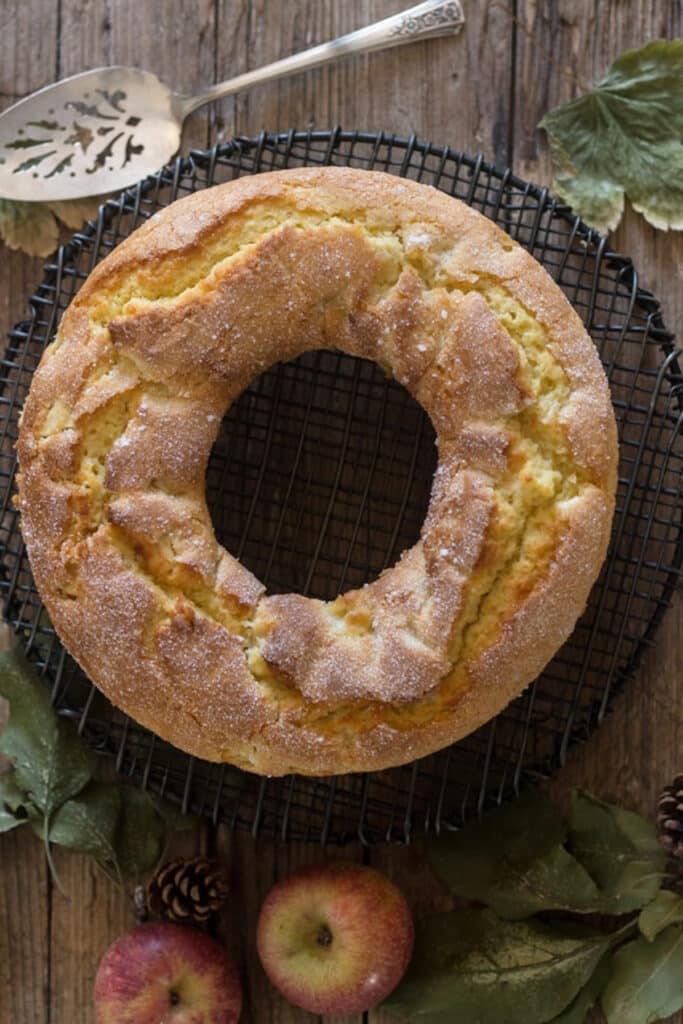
<box><xmin>16</xmin><ymin>168</ymin><xmax>618</xmax><ymax>775</ymax></box>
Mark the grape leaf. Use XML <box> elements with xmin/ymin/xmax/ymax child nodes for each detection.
<box><xmin>0</xmin><ymin>196</ymin><xmax>103</xmax><ymax>257</ymax></box>
<box><xmin>539</xmin><ymin>39</ymin><xmax>683</xmax><ymax>232</ymax></box>
<box><xmin>48</xmin><ymin>781</ymin><xmax>121</xmax><ymax>864</ymax></box>
<box><xmin>46</xmin><ymin>198</ymin><xmax>102</xmax><ymax>230</ymax></box>
<box><xmin>0</xmin><ymin>646</ymin><xmax>95</xmax><ymax>818</ymax></box>
<box><xmin>429</xmin><ymin>791</ymin><xmax>600</xmax><ymax>919</ymax></box>
<box><xmin>639</xmin><ymin>890</ymin><xmax>683</xmax><ymax>943</ymax></box>
<box><xmin>568</xmin><ymin>790</ymin><xmax>666</xmax><ymax>913</ymax></box>
<box><xmin>383</xmin><ymin>909</ymin><xmax>610</xmax><ymax>1023</ymax></box>
<box><xmin>113</xmin><ymin>787</ymin><xmax>165</xmax><ymax>879</ymax></box>
<box><xmin>0</xmin><ymin>772</ymin><xmax>29</xmax><ymax>833</ymax></box>
<box><xmin>602</xmin><ymin>928</ymin><xmax>683</xmax><ymax>1024</ymax></box>
<box><xmin>0</xmin><ymin>199</ymin><xmax>59</xmax><ymax>256</ymax></box>
<box><xmin>548</xmin><ymin>955</ymin><xmax>612</xmax><ymax>1024</ymax></box>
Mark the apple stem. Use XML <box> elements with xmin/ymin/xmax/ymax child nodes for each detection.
<box><xmin>316</xmin><ymin>924</ymin><xmax>333</xmax><ymax>948</ymax></box>
<box><xmin>169</xmin><ymin>989</ymin><xmax>181</xmax><ymax>1007</ymax></box>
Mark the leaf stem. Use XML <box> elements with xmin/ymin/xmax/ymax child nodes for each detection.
<box><xmin>608</xmin><ymin>917</ymin><xmax>640</xmax><ymax>950</ymax></box>
<box><xmin>637</xmin><ymin>871</ymin><xmax>674</xmax><ymax>885</ymax></box>
<box><xmin>43</xmin><ymin>814</ymin><xmax>67</xmax><ymax>899</ymax></box>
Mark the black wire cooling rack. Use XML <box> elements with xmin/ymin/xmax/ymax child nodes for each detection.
<box><xmin>1</xmin><ymin>129</ymin><xmax>681</xmax><ymax>844</ymax></box>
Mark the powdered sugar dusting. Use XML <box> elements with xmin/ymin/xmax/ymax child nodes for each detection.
<box><xmin>17</xmin><ymin>168</ymin><xmax>615</xmax><ymax>774</ymax></box>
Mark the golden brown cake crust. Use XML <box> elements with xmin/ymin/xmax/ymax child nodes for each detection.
<box><xmin>16</xmin><ymin>168</ymin><xmax>618</xmax><ymax>775</ymax></box>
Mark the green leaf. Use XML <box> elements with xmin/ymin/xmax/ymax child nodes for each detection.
<box><xmin>383</xmin><ymin>908</ymin><xmax>610</xmax><ymax>1023</ymax></box>
<box><xmin>48</xmin><ymin>781</ymin><xmax>121</xmax><ymax>864</ymax></box>
<box><xmin>0</xmin><ymin>195</ymin><xmax>104</xmax><ymax>257</ymax></box>
<box><xmin>0</xmin><ymin>806</ymin><xmax>25</xmax><ymax>833</ymax></box>
<box><xmin>548</xmin><ymin>955</ymin><xmax>612</xmax><ymax>1024</ymax></box>
<box><xmin>113</xmin><ymin>787</ymin><xmax>165</xmax><ymax>880</ymax></box>
<box><xmin>539</xmin><ymin>39</ymin><xmax>683</xmax><ymax>232</ymax></box>
<box><xmin>46</xmin><ymin>198</ymin><xmax>102</xmax><ymax>230</ymax></box>
<box><xmin>0</xmin><ymin>773</ymin><xmax>29</xmax><ymax>833</ymax></box>
<box><xmin>429</xmin><ymin>791</ymin><xmax>600</xmax><ymax>919</ymax></box>
<box><xmin>0</xmin><ymin>199</ymin><xmax>59</xmax><ymax>256</ymax></box>
<box><xmin>568</xmin><ymin>790</ymin><xmax>666</xmax><ymax>913</ymax></box>
<box><xmin>27</xmin><ymin>804</ymin><xmax>49</xmax><ymax>838</ymax></box>
<box><xmin>602</xmin><ymin>928</ymin><xmax>683</xmax><ymax>1024</ymax></box>
<box><xmin>639</xmin><ymin>890</ymin><xmax>683</xmax><ymax>943</ymax></box>
<box><xmin>0</xmin><ymin>646</ymin><xmax>95</xmax><ymax>818</ymax></box>
<box><xmin>0</xmin><ymin>771</ymin><xmax>28</xmax><ymax>813</ymax></box>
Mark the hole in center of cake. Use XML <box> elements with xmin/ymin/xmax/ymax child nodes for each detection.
<box><xmin>206</xmin><ymin>350</ymin><xmax>437</xmax><ymax>601</ymax></box>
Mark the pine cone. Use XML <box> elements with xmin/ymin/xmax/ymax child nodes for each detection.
<box><xmin>147</xmin><ymin>857</ymin><xmax>229</xmax><ymax>924</ymax></box>
<box><xmin>657</xmin><ymin>776</ymin><xmax>683</xmax><ymax>860</ymax></box>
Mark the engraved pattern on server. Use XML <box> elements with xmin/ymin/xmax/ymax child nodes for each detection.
<box><xmin>390</xmin><ymin>2</ymin><xmax>465</xmax><ymax>39</ymax></box>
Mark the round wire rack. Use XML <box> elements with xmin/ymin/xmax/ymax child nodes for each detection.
<box><xmin>1</xmin><ymin>129</ymin><xmax>681</xmax><ymax>844</ymax></box>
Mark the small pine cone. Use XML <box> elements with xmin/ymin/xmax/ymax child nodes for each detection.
<box><xmin>147</xmin><ymin>857</ymin><xmax>229</xmax><ymax>924</ymax></box>
<box><xmin>657</xmin><ymin>776</ymin><xmax>683</xmax><ymax>860</ymax></box>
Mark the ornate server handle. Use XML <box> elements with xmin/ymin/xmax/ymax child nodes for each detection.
<box><xmin>179</xmin><ymin>2</ymin><xmax>465</xmax><ymax>117</ymax></box>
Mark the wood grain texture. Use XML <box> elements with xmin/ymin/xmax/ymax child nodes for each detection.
<box><xmin>513</xmin><ymin>0</ymin><xmax>683</xmax><ymax>816</ymax></box>
<box><xmin>214</xmin><ymin>0</ymin><xmax>512</xmax><ymax>161</ymax></box>
<box><xmin>0</xmin><ymin>0</ymin><xmax>58</xmax><ymax>101</ymax></box>
<box><xmin>0</xmin><ymin>4</ymin><xmax>57</xmax><ymax>1022</ymax></box>
<box><xmin>59</xmin><ymin>0</ymin><xmax>215</xmax><ymax>151</ymax></box>
<box><xmin>0</xmin><ymin>825</ymin><xmax>50</xmax><ymax>1023</ymax></box>
<box><xmin>512</xmin><ymin>5</ymin><xmax>683</xmax><ymax>1021</ymax></box>
<box><xmin>0</xmin><ymin>1</ymin><xmax>682</xmax><ymax>1022</ymax></box>
<box><xmin>48</xmin><ymin>812</ymin><xmax>205</xmax><ymax>1022</ymax></box>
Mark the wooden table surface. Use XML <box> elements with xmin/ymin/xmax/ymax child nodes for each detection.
<box><xmin>1</xmin><ymin>2</ymin><xmax>682</xmax><ymax>1022</ymax></box>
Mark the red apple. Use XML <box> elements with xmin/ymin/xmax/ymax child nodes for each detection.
<box><xmin>94</xmin><ymin>921</ymin><xmax>241</xmax><ymax>1023</ymax></box>
<box><xmin>256</xmin><ymin>861</ymin><xmax>414</xmax><ymax>1014</ymax></box>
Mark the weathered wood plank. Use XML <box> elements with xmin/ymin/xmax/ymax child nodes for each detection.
<box><xmin>0</xmin><ymin>3</ymin><xmax>58</xmax><ymax>1022</ymax></box>
<box><xmin>42</xmin><ymin>5</ymin><xmax>213</xmax><ymax>1016</ymax></box>
<box><xmin>513</xmin><ymin>5</ymin><xmax>683</xmax><ymax>1022</ymax></box>
<box><xmin>0</xmin><ymin>0</ymin><xmax>59</xmax><ymax>101</ymax></box>
<box><xmin>0</xmin><ymin>826</ymin><xmax>50</xmax><ymax>1024</ymax></box>
<box><xmin>512</xmin><ymin>0</ymin><xmax>683</xmax><ymax>837</ymax></box>
<box><xmin>215</xmin><ymin>0</ymin><xmax>513</xmax><ymax>163</ymax></box>
<box><xmin>48</xmin><ymin>819</ymin><xmax>204</xmax><ymax>1023</ymax></box>
<box><xmin>215</xmin><ymin>828</ymin><xmax>282</xmax><ymax>1024</ymax></box>
<box><xmin>0</xmin><ymin>255</ymin><xmax>51</xmax><ymax>1024</ymax></box>
<box><xmin>48</xmin><ymin>852</ymin><xmax>140</xmax><ymax>1023</ymax></box>
<box><xmin>59</xmin><ymin>0</ymin><xmax>216</xmax><ymax>155</ymax></box>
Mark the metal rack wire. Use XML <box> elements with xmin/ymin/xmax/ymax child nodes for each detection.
<box><xmin>1</xmin><ymin>129</ymin><xmax>681</xmax><ymax>844</ymax></box>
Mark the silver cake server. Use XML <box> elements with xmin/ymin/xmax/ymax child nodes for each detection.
<box><xmin>0</xmin><ymin>1</ymin><xmax>464</xmax><ymax>202</ymax></box>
